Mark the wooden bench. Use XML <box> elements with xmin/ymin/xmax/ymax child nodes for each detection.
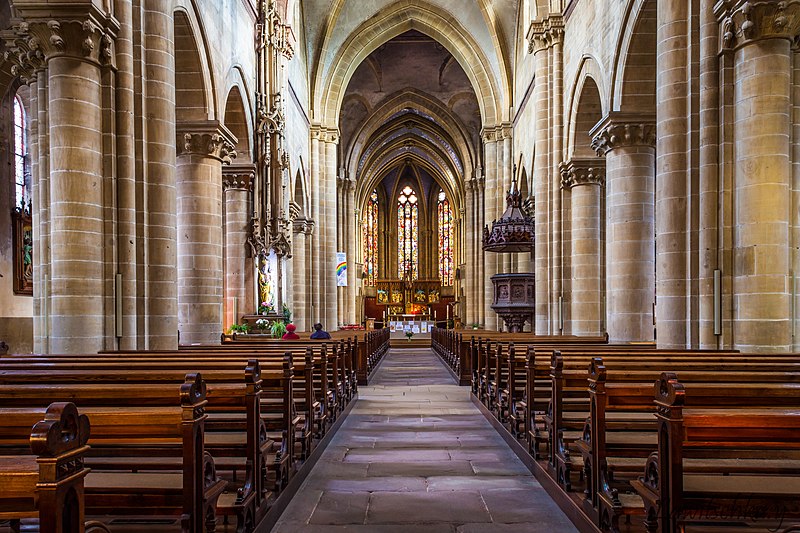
<box><xmin>630</xmin><ymin>373</ymin><xmax>800</xmax><ymax>533</ymax></box>
<box><xmin>577</xmin><ymin>359</ymin><xmax>800</xmax><ymax>531</ymax></box>
<box><xmin>0</xmin><ymin>373</ymin><xmax>225</xmax><ymax>533</ymax></box>
<box><xmin>0</xmin><ymin>402</ymin><xmax>90</xmax><ymax>533</ymax></box>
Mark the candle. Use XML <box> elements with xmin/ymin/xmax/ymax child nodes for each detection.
<box><xmin>447</xmin><ymin>305</ymin><xmax>450</xmax><ymax>320</ymax></box>
<box><xmin>434</xmin><ymin>310</ymin><xmax>437</xmax><ymax>321</ymax></box>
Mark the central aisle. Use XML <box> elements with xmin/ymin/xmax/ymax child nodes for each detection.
<box><xmin>272</xmin><ymin>348</ymin><xmax>579</xmax><ymax>532</ymax></box>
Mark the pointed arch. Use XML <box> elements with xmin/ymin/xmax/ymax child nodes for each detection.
<box><xmin>313</xmin><ymin>2</ymin><xmax>503</xmax><ymax>129</ymax></box>
<box><xmin>610</xmin><ymin>0</ymin><xmax>657</xmax><ymax>113</ymax></box>
<box><xmin>223</xmin><ymin>86</ymin><xmax>251</xmax><ymax>162</ymax></box>
<box><xmin>173</xmin><ymin>4</ymin><xmax>217</xmax><ymax>120</ymax></box>
<box><xmin>565</xmin><ymin>56</ymin><xmax>607</xmax><ymax>159</ymax></box>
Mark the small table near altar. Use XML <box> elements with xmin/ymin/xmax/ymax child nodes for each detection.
<box><xmin>388</xmin><ymin>314</ymin><xmax>431</xmax><ymax>338</ymax></box>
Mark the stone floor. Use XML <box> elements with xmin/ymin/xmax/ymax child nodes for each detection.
<box><xmin>272</xmin><ymin>348</ymin><xmax>579</xmax><ymax>532</ymax></box>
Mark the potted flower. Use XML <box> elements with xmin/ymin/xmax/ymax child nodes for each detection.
<box><xmin>270</xmin><ymin>320</ymin><xmax>287</xmax><ymax>339</ymax></box>
<box><xmin>258</xmin><ymin>301</ymin><xmax>275</xmax><ymax>316</ymax></box>
<box><xmin>230</xmin><ymin>323</ymin><xmax>250</xmax><ymax>335</ymax></box>
<box><xmin>255</xmin><ymin>318</ymin><xmax>269</xmax><ymax>333</ymax></box>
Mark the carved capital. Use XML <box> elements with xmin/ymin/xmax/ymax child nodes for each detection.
<box><xmin>716</xmin><ymin>0</ymin><xmax>800</xmax><ymax>50</ymax></box>
<box><xmin>559</xmin><ymin>158</ymin><xmax>606</xmax><ymax>189</ymax></box>
<box><xmin>222</xmin><ymin>165</ymin><xmax>255</xmax><ymax>190</ymax></box>
<box><xmin>526</xmin><ymin>16</ymin><xmax>564</xmax><ymax>54</ymax></box>
<box><xmin>178</xmin><ymin>121</ymin><xmax>238</xmax><ymax>164</ymax></box>
<box><xmin>589</xmin><ymin>113</ymin><xmax>656</xmax><ymax>156</ymax></box>
<box><xmin>292</xmin><ymin>216</ymin><xmax>314</xmax><ymax>235</ymax></box>
<box><xmin>4</xmin><ymin>7</ymin><xmax>119</xmax><ymax>70</ymax></box>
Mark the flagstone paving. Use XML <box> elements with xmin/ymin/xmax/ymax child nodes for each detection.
<box><xmin>272</xmin><ymin>348</ymin><xmax>579</xmax><ymax>532</ymax></box>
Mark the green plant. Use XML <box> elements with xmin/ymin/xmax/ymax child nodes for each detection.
<box><xmin>230</xmin><ymin>323</ymin><xmax>250</xmax><ymax>334</ymax></box>
<box><xmin>282</xmin><ymin>303</ymin><xmax>292</xmax><ymax>323</ymax></box>
<box><xmin>258</xmin><ymin>301</ymin><xmax>275</xmax><ymax>315</ymax></box>
<box><xmin>270</xmin><ymin>320</ymin><xmax>287</xmax><ymax>339</ymax></box>
<box><xmin>471</xmin><ymin>323</ymin><xmax>481</xmax><ymax>330</ymax></box>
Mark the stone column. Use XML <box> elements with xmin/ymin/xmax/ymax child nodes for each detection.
<box><xmin>345</xmin><ymin>180</ymin><xmax>357</xmax><ymax>325</ymax></box>
<box><xmin>114</xmin><ymin>0</ymin><xmax>138</xmax><ymax>350</ymax></box>
<box><xmin>176</xmin><ymin>122</ymin><xmax>236</xmax><ymax>345</ymax></box>
<box><xmin>656</xmin><ymin>0</ymin><xmax>690</xmax><ymax>348</ymax></box>
<box><xmin>591</xmin><ymin>115</ymin><xmax>656</xmax><ymax>343</ymax></box>
<box><xmin>310</xmin><ymin>126</ymin><xmax>322</xmax><ymax>323</ymax></box>
<box><xmin>28</xmin><ymin>16</ymin><xmax>117</xmax><ymax>353</ymax></box>
<box><xmin>698</xmin><ymin>0</ymin><xmax>721</xmax><ymax>348</ymax></box>
<box><xmin>223</xmin><ymin>166</ymin><xmax>253</xmax><ymax>330</ymax></box>
<box><xmin>528</xmin><ymin>21</ymin><xmax>552</xmax><ymax>334</ymax></box>
<box><xmin>483</xmin><ymin>130</ymin><xmax>499</xmax><ymax>331</ymax></box>
<box><xmin>715</xmin><ymin>0</ymin><xmax>799</xmax><ymax>351</ymax></box>
<box><xmin>292</xmin><ymin>217</ymin><xmax>313</xmax><ymax>332</ymax></box>
<box><xmin>550</xmin><ymin>19</ymin><xmax>564</xmax><ymax>334</ymax></box>
<box><xmin>324</xmin><ymin>134</ymin><xmax>339</xmax><ymax>331</ymax></box>
<box><xmin>144</xmin><ymin>0</ymin><xmax>177</xmax><ymax>349</ymax></box>
<box><xmin>464</xmin><ymin>178</ymin><xmax>475</xmax><ymax>325</ymax></box>
<box><xmin>560</xmin><ymin>159</ymin><xmax>605</xmax><ymax>336</ymax></box>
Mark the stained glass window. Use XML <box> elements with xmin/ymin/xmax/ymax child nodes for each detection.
<box><xmin>362</xmin><ymin>190</ymin><xmax>379</xmax><ymax>286</ymax></box>
<box><xmin>13</xmin><ymin>96</ymin><xmax>27</xmax><ymax>209</ymax></box>
<box><xmin>397</xmin><ymin>185</ymin><xmax>418</xmax><ymax>280</ymax></box>
<box><xmin>438</xmin><ymin>190</ymin><xmax>454</xmax><ymax>286</ymax></box>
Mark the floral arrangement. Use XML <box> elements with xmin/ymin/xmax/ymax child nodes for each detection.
<box><xmin>405</xmin><ymin>330</ymin><xmax>414</xmax><ymax>340</ymax></box>
<box><xmin>255</xmin><ymin>318</ymin><xmax>268</xmax><ymax>330</ymax></box>
<box><xmin>258</xmin><ymin>301</ymin><xmax>275</xmax><ymax>315</ymax></box>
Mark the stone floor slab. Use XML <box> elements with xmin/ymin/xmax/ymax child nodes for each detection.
<box><xmin>272</xmin><ymin>348</ymin><xmax>578</xmax><ymax>533</ymax></box>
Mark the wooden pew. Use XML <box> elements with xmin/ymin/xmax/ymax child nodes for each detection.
<box><xmin>0</xmin><ymin>402</ymin><xmax>90</xmax><ymax>533</ymax></box>
<box><xmin>630</xmin><ymin>374</ymin><xmax>800</xmax><ymax>533</ymax></box>
<box><xmin>0</xmin><ymin>373</ymin><xmax>225</xmax><ymax>533</ymax></box>
<box><xmin>546</xmin><ymin>352</ymin><xmax>800</xmax><ymax>494</ymax></box>
<box><xmin>577</xmin><ymin>359</ymin><xmax>800</xmax><ymax>531</ymax></box>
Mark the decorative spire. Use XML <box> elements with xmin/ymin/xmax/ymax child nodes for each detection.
<box><xmin>482</xmin><ymin>166</ymin><xmax>535</xmax><ymax>253</ymax></box>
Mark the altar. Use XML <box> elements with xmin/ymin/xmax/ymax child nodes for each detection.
<box><xmin>387</xmin><ymin>314</ymin><xmax>431</xmax><ymax>339</ymax></box>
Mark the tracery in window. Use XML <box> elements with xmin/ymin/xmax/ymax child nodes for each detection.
<box><xmin>12</xmin><ymin>95</ymin><xmax>32</xmax><ymax>295</ymax></box>
<box><xmin>13</xmin><ymin>96</ymin><xmax>27</xmax><ymax>209</ymax></box>
<box><xmin>362</xmin><ymin>190</ymin><xmax>379</xmax><ymax>286</ymax></box>
<box><xmin>437</xmin><ymin>190</ymin><xmax>454</xmax><ymax>286</ymax></box>
<box><xmin>397</xmin><ymin>185</ymin><xmax>418</xmax><ymax>280</ymax></box>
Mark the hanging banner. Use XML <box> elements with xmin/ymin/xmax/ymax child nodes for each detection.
<box><xmin>336</xmin><ymin>252</ymin><xmax>347</xmax><ymax>286</ymax></box>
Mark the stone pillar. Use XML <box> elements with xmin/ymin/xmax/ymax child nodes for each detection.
<box><xmin>324</xmin><ymin>135</ymin><xmax>339</xmax><ymax>330</ymax></box>
<box><xmin>698</xmin><ymin>0</ymin><xmax>721</xmax><ymax>348</ymax></box>
<box><xmin>223</xmin><ymin>166</ymin><xmax>253</xmax><ymax>330</ymax></box>
<box><xmin>144</xmin><ymin>0</ymin><xmax>178</xmax><ymax>349</ymax></box>
<box><xmin>715</xmin><ymin>0</ymin><xmax>799</xmax><ymax>351</ymax></box>
<box><xmin>464</xmin><ymin>178</ymin><xmax>476</xmax><ymax>325</ymax></box>
<box><xmin>310</xmin><ymin>127</ymin><xmax>322</xmax><ymax>323</ymax></box>
<box><xmin>656</xmin><ymin>0</ymin><xmax>690</xmax><ymax>348</ymax></box>
<box><xmin>28</xmin><ymin>16</ymin><xmax>117</xmax><ymax>353</ymax></box>
<box><xmin>550</xmin><ymin>19</ymin><xmax>564</xmax><ymax>334</ymax></box>
<box><xmin>176</xmin><ymin>122</ymin><xmax>236</xmax><ymax>345</ymax></box>
<box><xmin>560</xmin><ymin>159</ymin><xmax>605</xmax><ymax>336</ymax></box>
<box><xmin>483</xmin><ymin>131</ymin><xmax>499</xmax><ymax>331</ymax></box>
<box><xmin>591</xmin><ymin>115</ymin><xmax>656</xmax><ymax>343</ymax></box>
<box><xmin>35</xmin><ymin>68</ymin><xmax>50</xmax><ymax>353</ymax></box>
<box><xmin>114</xmin><ymin>0</ymin><xmax>138</xmax><ymax>350</ymax></box>
<box><xmin>528</xmin><ymin>21</ymin><xmax>552</xmax><ymax>334</ymax></box>
<box><xmin>345</xmin><ymin>180</ymin><xmax>357</xmax><ymax>325</ymax></box>
<box><xmin>292</xmin><ymin>217</ymin><xmax>313</xmax><ymax>332</ymax></box>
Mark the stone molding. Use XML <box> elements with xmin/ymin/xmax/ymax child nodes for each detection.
<box><xmin>177</xmin><ymin>121</ymin><xmax>238</xmax><ymax>164</ymax></box>
<box><xmin>589</xmin><ymin>113</ymin><xmax>656</xmax><ymax>157</ymax></box>
<box><xmin>715</xmin><ymin>0</ymin><xmax>800</xmax><ymax>50</ymax></box>
<box><xmin>559</xmin><ymin>158</ymin><xmax>606</xmax><ymax>189</ymax></box>
<box><xmin>3</xmin><ymin>6</ymin><xmax>119</xmax><ymax>72</ymax></box>
<box><xmin>526</xmin><ymin>15</ymin><xmax>564</xmax><ymax>54</ymax></box>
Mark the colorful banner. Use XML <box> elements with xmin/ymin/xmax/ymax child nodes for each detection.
<box><xmin>336</xmin><ymin>252</ymin><xmax>347</xmax><ymax>286</ymax></box>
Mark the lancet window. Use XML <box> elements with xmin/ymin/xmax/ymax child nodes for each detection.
<box><xmin>438</xmin><ymin>190</ymin><xmax>454</xmax><ymax>286</ymax></box>
<box><xmin>397</xmin><ymin>185</ymin><xmax>418</xmax><ymax>280</ymax></box>
<box><xmin>362</xmin><ymin>190</ymin><xmax>379</xmax><ymax>286</ymax></box>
